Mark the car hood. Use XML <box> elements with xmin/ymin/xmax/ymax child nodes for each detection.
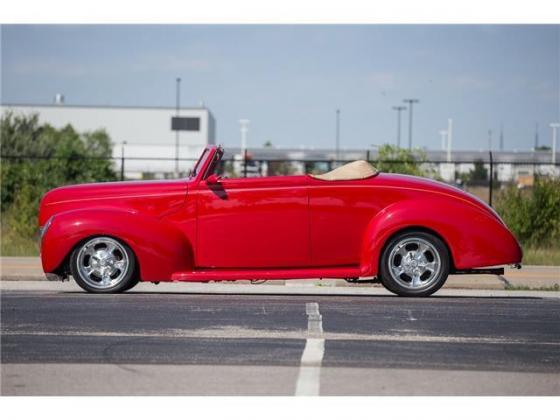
<box><xmin>39</xmin><ymin>179</ymin><xmax>189</xmax><ymax>226</ymax></box>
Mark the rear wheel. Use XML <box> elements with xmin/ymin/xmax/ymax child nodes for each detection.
<box><xmin>70</xmin><ymin>236</ymin><xmax>138</xmax><ymax>293</ymax></box>
<box><xmin>379</xmin><ymin>231</ymin><xmax>450</xmax><ymax>297</ymax></box>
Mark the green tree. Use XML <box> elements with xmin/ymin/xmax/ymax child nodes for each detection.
<box><xmin>1</xmin><ymin>112</ymin><xmax>117</xmax><ymax>254</ymax></box>
<box><xmin>470</xmin><ymin>159</ymin><xmax>488</xmax><ymax>183</ymax></box>
<box><xmin>457</xmin><ymin>159</ymin><xmax>488</xmax><ymax>185</ymax></box>
<box><xmin>374</xmin><ymin>144</ymin><xmax>430</xmax><ymax>177</ymax></box>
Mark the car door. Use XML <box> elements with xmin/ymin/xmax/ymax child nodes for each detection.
<box><xmin>195</xmin><ymin>175</ymin><xmax>310</xmax><ymax>268</ymax></box>
<box><xmin>308</xmin><ymin>179</ymin><xmax>382</xmax><ymax>266</ymax></box>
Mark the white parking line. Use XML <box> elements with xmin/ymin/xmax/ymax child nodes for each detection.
<box><xmin>295</xmin><ymin>302</ymin><xmax>325</xmax><ymax>396</ymax></box>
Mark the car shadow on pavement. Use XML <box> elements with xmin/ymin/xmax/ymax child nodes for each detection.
<box><xmin>58</xmin><ymin>291</ymin><xmax>545</xmax><ymax>300</ymax></box>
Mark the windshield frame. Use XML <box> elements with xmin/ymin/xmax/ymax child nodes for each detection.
<box><xmin>188</xmin><ymin>146</ymin><xmax>224</xmax><ymax>182</ymax></box>
<box><xmin>189</xmin><ymin>148</ymin><xmax>211</xmax><ymax>178</ymax></box>
<box><xmin>202</xmin><ymin>146</ymin><xmax>223</xmax><ymax>180</ymax></box>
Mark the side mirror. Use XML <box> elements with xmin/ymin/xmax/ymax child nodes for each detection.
<box><xmin>206</xmin><ymin>174</ymin><xmax>221</xmax><ymax>184</ymax></box>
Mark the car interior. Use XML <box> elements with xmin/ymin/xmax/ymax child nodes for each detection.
<box><xmin>200</xmin><ymin>146</ymin><xmax>379</xmax><ymax>182</ymax></box>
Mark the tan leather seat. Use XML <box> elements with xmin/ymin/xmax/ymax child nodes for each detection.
<box><xmin>310</xmin><ymin>160</ymin><xmax>379</xmax><ymax>181</ymax></box>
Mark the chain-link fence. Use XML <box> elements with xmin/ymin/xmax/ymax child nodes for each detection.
<box><xmin>2</xmin><ymin>153</ymin><xmax>559</xmax><ymax>206</ymax></box>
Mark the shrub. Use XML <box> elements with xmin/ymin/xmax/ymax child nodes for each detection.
<box><xmin>495</xmin><ymin>177</ymin><xmax>560</xmax><ymax>248</ymax></box>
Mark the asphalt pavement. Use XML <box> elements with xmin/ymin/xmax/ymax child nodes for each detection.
<box><xmin>1</xmin><ymin>281</ymin><xmax>559</xmax><ymax>395</ymax></box>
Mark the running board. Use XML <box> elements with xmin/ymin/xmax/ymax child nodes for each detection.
<box><xmin>345</xmin><ymin>277</ymin><xmax>381</xmax><ymax>284</ymax></box>
<box><xmin>452</xmin><ymin>268</ymin><xmax>505</xmax><ymax>275</ymax></box>
<box><xmin>171</xmin><ymin>266</ymin><xmax>362</xmax><ymax>282</ymax></box>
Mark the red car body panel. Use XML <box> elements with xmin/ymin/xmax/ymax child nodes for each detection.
<box><xmin>39</xmin><ymin>146</ymin><xmax>522</xmax><ymax>282</ymax></box>
<box><xmin>195</xmin><ymin>176</ymin><xmax>310</xmax><ymax>268</ymax></box>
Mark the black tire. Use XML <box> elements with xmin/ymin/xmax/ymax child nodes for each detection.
<box><xmin>379</xmin><ymin>230</ymin><xmax>450</xmax><ymax>297</ymax></box>
<box><xmin>69</xmin><ymin>236</ymin><xmax>138</xmax><ymax>293</ymax></box>
<box><xmin>122</xmin><ymin>277</ymin><xmax>140</xmax><ymax>292</ymax></box>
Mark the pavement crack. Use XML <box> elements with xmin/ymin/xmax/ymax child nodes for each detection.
<box><xmin>498</xmin><ymin>275</ymin><xmax>512</xmax><ymax>288</ymax></box>
<box><xmin>101</xmin><ymin>337</ymin><xmax>153</xmax><ymax>374</ymax></box>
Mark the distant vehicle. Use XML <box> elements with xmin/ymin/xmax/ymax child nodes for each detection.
<box><xmin>39</xmin><ymin>145</ymin><xmax>522</xmax><ymax>296</ymax></box>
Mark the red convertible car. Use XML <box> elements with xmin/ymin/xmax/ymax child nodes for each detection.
<box><xmin>39</xmin><ymin>145</ymin><xmax>522</xmax><ymax>296</ymax></box>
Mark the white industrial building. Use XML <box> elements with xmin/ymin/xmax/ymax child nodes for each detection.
<box><xmin>1</xmin><ymin>102</ymin><xmax>216</xmax><ymax>177</ymax></box>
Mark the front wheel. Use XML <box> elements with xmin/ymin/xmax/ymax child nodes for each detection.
<box><xmin>70</xmin><ymin>236</ymin><xmax>138</xmax><ymax>293</ymax></box>
<box><xmin>379</xmin><ymin>231</ymin><xmax>450</xmax><ymax>297</ymax></box>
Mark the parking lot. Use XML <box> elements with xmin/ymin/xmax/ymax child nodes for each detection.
<box><xmin>2</xmin><ymin>279</ymin><xmax>559</xmax><ymax>396</ymax></box>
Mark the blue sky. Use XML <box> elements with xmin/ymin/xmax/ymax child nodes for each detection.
<box><xmin>1</xmin><ymin>24</ymin><xmax>559</xmax><ymax>151</ymax></box>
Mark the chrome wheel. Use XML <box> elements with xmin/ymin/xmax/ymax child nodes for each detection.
<box><xmin>387</xmin><ymin>237</ymin><xmax>442</xmax><ymax>290</ymax></box>
<box><xmin>75</xmin><ymin>237</ymin><xmax>130</xmax><ymax>290</ymax></box>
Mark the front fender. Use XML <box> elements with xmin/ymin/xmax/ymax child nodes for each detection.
<box><xmin>41</xmin><ymin>209</ymin><xmax>194</xmax><ymax>281</ymax></box>
<box><xmin>359</xmin><ymin>198</ymin><xmax>522</xmax><ymax>276</ymax></box>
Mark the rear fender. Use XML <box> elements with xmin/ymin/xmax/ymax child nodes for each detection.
<box><xmin>41</xmin><ymin>209</ymin><xmax>193</xmax><ymax>281</ymax></box>
<box><xmin>359</xmin><ymin>198</ymin><xmax>522</xmax><ymax>276</ymax></box>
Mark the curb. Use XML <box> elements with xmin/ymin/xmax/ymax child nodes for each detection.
<box><xmin>2</xmin><ymin>280</ymin><xmax>560</xmax><ymax>299</ymax></box>
<box><xmin>1</xmin><ymin>257</ymin><xmax>559</xmax><ymax>291</ymax></box>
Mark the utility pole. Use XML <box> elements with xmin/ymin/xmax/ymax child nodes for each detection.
<box><xmin>392</xmin><ymin>106</ymin><xmax>406</xmax><ymax>148</ymax></box>
<box><xmin>535</xmin><ymin>123</ymin><xmax>539</xmax><ymax>149</ymax></box>
<box><xmin>551</xmin><ymin>123</ymin><xmax>559</xmax><ymax>165</ymax></box>
<box><xmin>335</xmin><ymin>109</ymin><xmax>340</xmax><ymax>162</ymax></box>
<box><xmin>488</xmin><ymin>128</ymin><xmax>494</xmax><ymax>205</ymax></box>
<box><xmin>489</xmin><ymin>150</ymin><xmax>494</xmax><ymax>207</ymax></box>
<box><xmin>499</xmin><ymin>124</ymin><xmax>504</xmax><ymax>151</ymax></box>
<box><xmin>403</xmin><ymin>99</ymin><xmax>419</xmax><ymax>150</ymax></box>
<box><xmin>175</xmin><ymin>77</ymin><xmax>181</xmax><ymax>176</ymax></box>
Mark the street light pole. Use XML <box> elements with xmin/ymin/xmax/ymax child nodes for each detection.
<box><xmin>175</xmin><ymin>77</ymin><xmax>181</xmax><ymax>176</ymax></box>
<box><xmin>439</xmin><ymin>130</ymin><xmax>447</xmax><ymax>151</ymax></box>
<box><xmin>335</xmin><ymin>109</ymin><xmax>340</xmax><ymax>162</ymax></box>
<box><xmin>392</xmin><ymin>106</ymin><xmax>406</xmax><ymax>148</ymax></box>
<box><xmin>550</xmin><ymin>123</ymin><xmax>559</xmax><ymax>165</ymax></box>
<box><xmin>403</xmin><ymin>99</ymin><xmax>419</xmax><ymax>150</ymax></box>
<box><xmin>239</xmin><ymin>119</ymin><xmax>250</xmax><ymax>152</ymax></box>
